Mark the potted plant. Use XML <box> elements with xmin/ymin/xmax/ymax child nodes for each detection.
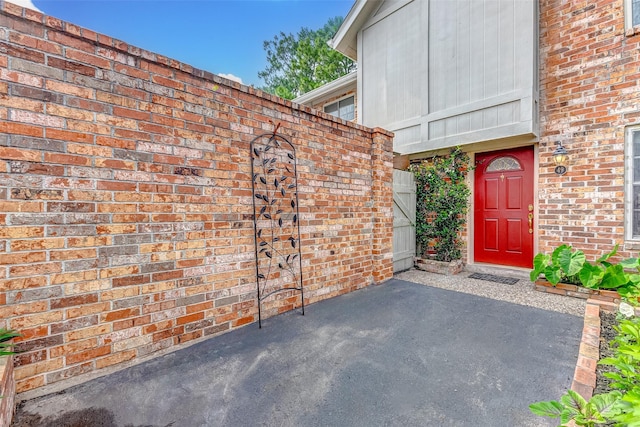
<box><xmin>530</xmin><ymin>244</ymin><xmax>640</xmax><ymax>300</ymax></box>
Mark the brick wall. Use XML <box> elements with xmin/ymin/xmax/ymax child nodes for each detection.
<box><xmin>0</xmin><ymin>3</ymin><xmax>394</xmax><ymax>393</ymax></box>
<box><xmin>539</xmin><ymin>0</ymin><xmax>640</xmax><ymax>259</ymax></box>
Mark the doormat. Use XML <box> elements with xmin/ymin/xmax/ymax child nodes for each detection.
<box><xmin>468</xmin><ymin>273</ymin><xmax>519</xmax><ymax>285</ymax></box>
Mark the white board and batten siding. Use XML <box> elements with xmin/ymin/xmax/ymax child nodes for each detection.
<box><xmin>358</xmin><ymin>0</ymin><xmax>539</xmax><ymax>155</ymax></box>
<box><xmin>392</xmin><ymin>169</ymin><xmax>416</xmax><ymax>273</ymax></box>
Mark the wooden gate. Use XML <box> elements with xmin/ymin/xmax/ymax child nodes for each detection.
<box><xmin>393</xmin><ymin>169</ymin><xmax>416</xmax><ymax>272</ymax></box>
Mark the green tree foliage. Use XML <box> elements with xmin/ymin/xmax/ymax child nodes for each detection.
<box><xmin>258</xmin><ymin>16</ymin><xmax>356</xmax><ymax>100</ymax></box>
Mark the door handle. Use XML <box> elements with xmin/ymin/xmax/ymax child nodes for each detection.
<box><xmin>528</xmin><ymin>213</ymin><xmax>533</xmax><ymax>234</ymax></box>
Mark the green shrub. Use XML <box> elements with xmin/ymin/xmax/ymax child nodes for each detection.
<box><xmin>530</xmin><ymin>244</ymin><xmax>640</xmax><ymax>298</ymax></box>
<box><xmin>410</xmin><ymin>147</ymin><xmax>472</xmax><ymax>262</ymax></box>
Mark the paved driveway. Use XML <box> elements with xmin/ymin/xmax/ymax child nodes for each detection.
<box><xmin>15</xmin><ymin>279</ymin><xmax>581</xmax><ymax>426</ymax></box>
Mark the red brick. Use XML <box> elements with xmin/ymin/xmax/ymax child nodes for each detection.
<box><xmin>9</xmin><ymin>32</ymin><xmax>63</xmax><ymax>55</ymax></box>
<box><xmin>65</xmin><ymin>345</ymin><xmax>111</xmax><ymax>365</ymax></box>
<box><xmin>0</xmin><ymin>251</ymin><xmax>46</xmax><ymax>265</ymax></box>
<box><xmin>0</xmin><ymin>41</ymin><xmax>44</xmax><ymax>63</ymax></box>
<box><xmin>43</xmin><ymin>152</ymin><xmax>92</xmax><ymax>166</ymax></box>
<box><xmin>95</xmin><ymin>350</ymin><xmax>136</xmax><ymax>369</ymax></box>
<box><xmin>112</xmin><ymin>275</ymin><xmax>150</xmax><ymax>287</ymax></box>
<box><xmin>0</xmin><ymin>122</ymin><xmax>43</xmax><ymax>138</ymax></box>
<box><xmin>50</xmin><ymin>294</ymin><xmax>99</xmax><ymax>309</ymax></box>
<box><xmin>0</xmin><ymin>69</ymin><xmax>43</xmax><ymax>87</ymax></box>
<box><xmin>66</xmin><ymin>49</ymin><xmax>112</xmax><ymax>69</ymax></box>
<box><xmin>103</xmin><ymin>308</ymin><xmax>141</xmax><ymax>322</ymax></box>
<box><xmin>175</xmin><ymin>312</ymin><xmax>204</xmax><ymax>326</ymax></box>
<box><xmin>47</xmin><ymin>30</ymin><xmax>94</xmax><ymax>52</ymax></box>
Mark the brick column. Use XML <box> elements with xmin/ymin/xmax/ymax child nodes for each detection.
<box><xmin>370</xmin><ymin>128</ymin><xmax>394</xmax><ymax>284</ymax></box>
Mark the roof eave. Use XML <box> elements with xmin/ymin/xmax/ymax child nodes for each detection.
<box><xmin>329</xmin><ymin>0</ymin><xmax>382</xmax><ymax>60</ymax></box>
<box><xmin>293</xmin><ymin>71</ymin><xmax>357</xmax><ymax>105</ymax></box>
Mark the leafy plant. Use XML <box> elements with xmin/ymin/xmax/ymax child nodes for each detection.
<box><xmin>600</xmin><ymin>315</ymin><xmax>640</xmax><ymax>393</ymax></box>
<box><xmin>529</xmin><ymin>389</ymin><xmax>621</xmax><ymax>426</ymax></box>
<box><xmin>410</xmin><ymin>147</ymin><xmax>472</xmax><ymax>262</ymax></box>
<box><xmin>530</xmin><ymin>244</ymin><xmax>585</xmax><ymax>285</ymax></box>
<box><xmin>530</xmin><ymin>244</ymin><xmax>640</xmax><ymax>295</ymax></box>
<box><xmin>598</xmin><ymin>314</ymin><xmax>640</xmax><ymax>426</ymax></box>
<box><xmin>0</xmin><ymin>328</ymin><xmax>19</xmax><ymax>357</ymax></box>
<box><xmin>531</xmin><ymin>311</ymin><xmax>640</xmax><ymax>426</ymax></box>
<box><xmin>611</xmin><ymin>388</ymin><xmax>640</xmax><ymax>426</ymax></box>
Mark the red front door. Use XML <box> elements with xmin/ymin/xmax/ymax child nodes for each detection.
<box><xmin>474</xmin><ymin>147</ymin><xmax>534</xmax><ymax>268</ymax></box>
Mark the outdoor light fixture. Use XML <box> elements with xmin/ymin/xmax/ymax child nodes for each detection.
<box><xmin>552</xmin><ymin>144</ymin><xmax>568</xmax><ymax>175</ymax></box>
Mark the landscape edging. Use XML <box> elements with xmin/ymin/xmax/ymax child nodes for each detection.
<box><xmin>571</xmin><ymin>299</ymin><xmax>606</xmax><ymax>400</ymax></box>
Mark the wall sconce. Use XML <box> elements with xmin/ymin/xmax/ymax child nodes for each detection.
<box><xmin>552</xmin><ymin>144</ymin><xmax>568</xmax><ymax>175</ymax></box>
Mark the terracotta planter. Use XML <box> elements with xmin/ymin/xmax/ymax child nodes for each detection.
<box><xmin>414</xmin><ymin>257</ymin><xmax>464</xmax><ymax>275</ymax></box>
<box><xmin>0</xmin><ymin>354</ymin><xmax>15</xmax><ymax>427</ymax></box>
<box><xmin>533</xmin><ymin>279</ymin><xmax>622</xmax><ymax>303</ymax></box>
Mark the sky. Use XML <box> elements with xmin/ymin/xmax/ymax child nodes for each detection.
<box><xmin>14</xmin><ymin>0</ymin><xmax>354</xmax><ymax>87</ymax></box>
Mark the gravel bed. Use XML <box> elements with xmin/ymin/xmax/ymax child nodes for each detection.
<box><xmin>396</xmin><ymin>269</ymin><xmax>586</xmax><ymax>317</ymax></box>
<box><xmin>594</xmin><ymin>310</ymin><xmax>618</xmax><ymax>427</ymax></box>
<box><xmin>595</xmin><ymin>310</ymin><xmax>618</xmax><ymax>396</ymax></box>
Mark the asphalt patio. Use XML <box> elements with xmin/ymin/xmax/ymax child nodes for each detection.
<box><xmin>13</xmin><ymin>278</ymin><xmax>582</xmax><ymax>426</ymax></box>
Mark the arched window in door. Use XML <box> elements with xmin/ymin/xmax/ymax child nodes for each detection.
<box><xmin>486</xmin><ymin>156</ymin><xmax>522</xmax><ymax>172</ymax></box>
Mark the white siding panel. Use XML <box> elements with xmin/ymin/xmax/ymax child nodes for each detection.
<box><xmin>514</xmin><ymin>0</ymin><xmax>534</xmax><ymax>89</ymax></box>
<box><xmin>483</xmin><ymin>1</ymin><xmax>499</xmax><ymax>100</ymax></box>
<box><xmin>428</xmin><ymin>1</ymin><xmax>452</xmax><ymax>113</ymax></box>
<box><xmin>393</xmin><ymin>125</ymin><xmax>421</xmax><ymax>150</ymax></box>
<box><xmin>362</xmin><ymin>2</ymin><xmax>420</xmax><ymax>128</ymax></box>
<box><xmin>483</xmin><ymin>106</ymin><xmax>498</xmax><ymax>129</ymax></box>
<box><xmin>456</xmin><ymin>2</ymin><xmax>471</xmax><ymax>107</ymax></box>
<box><xmin>360</xmin><ymin>0</ymin><xmax>537</xmax><ymax>155</ymax></box>
<box><xmin>457</xmin><ymin>112</ymin><xmax>470</xmax><ymax>134</ymax></box>
<box><xmin>468</xmin><ymin>1</ymin><xmax>486</xmax><ymax>103</ymax></box>
<box><xmin>429</xmin><ymin>120</ymin><xmax>445</xmax><ymax>140</ymax></box>
<box><xmin>387</xmin><ymin>6</ymin><xmax>420</xmax><ymax>124</ymax></box>
<box><xmin>427</xmin><ymin>100</ymin><xmax>520</xmax><ymax>140</ymax></box>
<box><xmin>362</xmin><ymin>24</ymin><xmax>386</xmax><ymax>127</ymax></box>
<box><xmin>498</xmin><ymin>0</ymin><xmax>516</xmax><ymax>93</ymax></box>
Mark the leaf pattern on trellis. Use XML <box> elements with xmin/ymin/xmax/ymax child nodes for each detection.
<box><xmin>250</xmin><ymin>132</ymin><xmax>304</xmax><ymax>320</ymax></box>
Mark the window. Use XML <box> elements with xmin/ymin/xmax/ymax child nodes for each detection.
<box><xmin>625</xmin><ymin>0</ymin><xmax>640</xmax><ymax>30</ymax></box>
<box><xmin>324</xmin><ymin>96</ymin><xmax>355</xmax><ymax>121</ymax></box>
<box><xmin>486</xmin><ymin>156</ymin><xmax>522</xmax><ymax>172</ymax></box>
<box><xmin>626</xmin><ymin>126</ymin><xmax>640</xmax><ymax>239</ymax></box>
